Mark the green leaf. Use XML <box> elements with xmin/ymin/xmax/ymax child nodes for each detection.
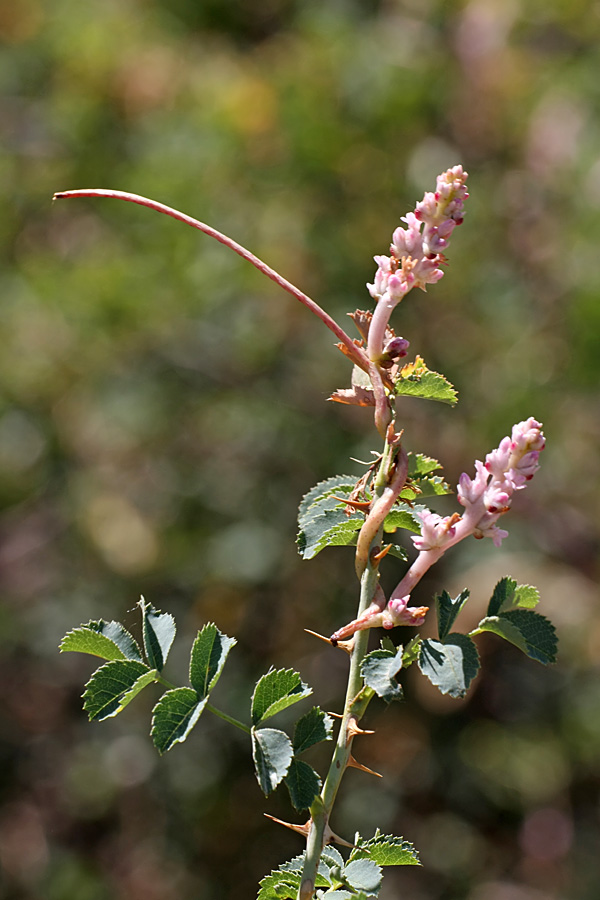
<box><xmin>474</xmin><ymin>610</ymin><xmax>557</xmax><ymax>664</ymax></box>
<box><xmin>382</xmin><ymin>504</ymin><xmax>427</xmax><ymax>534</ymax></box>
<box><xmin>82</xmin><ymin>660</ymin><xmax>156</xmax><ymax>721</ymax></box>
<box><xmin>320</xmin><ymin>891</ymin><xmax>353</xmax><ymax>899</ymax></box>
<box><xmin>139</xmin><ymin>597</ymin><xmax>176</xmax><ymax>672</ymax></box>
<box><xmin>256</xmin><ymin>854</ymin><xmax>332</xmax><ymax>898</ymax></box>
<box><xmin>350</xmin><ymin>830</ymin><xmax>420</xmax><ymax>867</ymax></box>
<box><xmin>298</xmin><ymin>475</ymin><xmax>356</xmax><ymax>524</ymax></box>
<box><xmin>342</xmin><ymin>859</ymin><xmax>382</xmax><ymax>894</ymax></box>
<box><xmin>252</xmin><ymin>668</ymin><xmax>312</xmax><ymax>726</ymax></box>
<box><xmin>293</xmin><ymin>707</ymin><xmax>334</xmax><ymax>755</ymax></box>
<box><xmin>251</xmin><ymin>727</ymin><xmax>294</xmax><ymax>795</ymax></box>
<box><xmin>151</xmin><ymin>687</ymin><xmax>207</xmax><ymax>754</ymax></box>
<box><xmin>361</xmin><ymin>647</ymin><xmax>404</xmax><ymax>703</ymax></box>
<box><xmin>297</xmin><ymin>505</ymin><xmax>364</xmax><ymax>559</ymax></box>
<box><xmin>257</xmin><ymin>872</ymin><xmax>299</xmax><ymax>900</ymax></box>
<box><xmin>487</xmin><ymin>577</ymin><xmax>540</xmax><ymax>615</ymax></box>
<box><xmin>435</xmin><ymin>589</ymin><xmax>470</xmax><ymax>640</ymax></box>
<box><xmin>189</xmin><ymin>622</ymin><xmax>236</xmax><ymax>698</ymax></box>
<box><xmin>60</xmin><ymin>620</ymin><xmax>142</xmax><ymax>662</ymax></box>
<box><xmin>384</xmin><ymin>543</ymin><xmax>409</xmax><ymax>561</ymax></box>
<box><xmin>394</xmin><ymin>356</ymin><xmax>458</xmax><ymax>405</ymax></box>
<box><xmin>401</xmin><ymin>637</ymin><xmax>422</xmax><ymax>668</ymax></box>
<box><xmin>320</xmin><ymin>847</ymin><xmax>345</xmax><ymax>870</ymax></box>
<box><xmin>407</xmin><ymin>453</ymin><xmax>442</xmax><ymax>477</ymax></box>
<box><xmin>486</xmin><ymin>577</ymin><xmax>517</xmax><ymax>616</ymax></box>
<box><xmin>285</xmin><ymin>758</ymin><xmax>321</xmax><ymax>811</ymax></box>
<box><xmin>418</xmin><ymin>635</ymin><xmax>480</xmax><ymax>698</ymax></box>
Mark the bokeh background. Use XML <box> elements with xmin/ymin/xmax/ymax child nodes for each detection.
<box><xmin>1</xmin><ymin>1</ymin><xmax>599</xmax><ymax>898</ymax></box>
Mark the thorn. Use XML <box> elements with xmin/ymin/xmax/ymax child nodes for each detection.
<box><xmin>304</xmin><ymin>628</ymin><xmax>333</xmax><ymax>645</ymax></box>
<box><xmin>371</xmin><ymin>543</ymin><xmax>392</xmax><ymax>563</ymax></box>
<box><xmin>324</xmin><ymin>824</ymin><xmax>358</xmax><ymax>849</ymax></box>
<box><xmin>346</xmin><ymin>716</ymin><xmax>375</xmax><ymax>745</ymax></box>
<box><xmin>264</xmin><ymin>814</ymin><xmax>311</xmax><ymax>839</ymax></box>
<box><xmin>347</xmin><ymin>755</ymin><xmax>383</xmax><ymax>778</ymax></box>
<box><xmin>331</xmin><ymin>496</ymin><xmax>372</xmax><ymax>512</ymax></box>
<box><xmin>304</xmin><ymin>629</ymin><xmax>355</xmax><ymax>655</ymax></box>
<box><xmin>327</xmin><ymin>711</ymin><xmax>344</xmax><ymax>719</ymax></box>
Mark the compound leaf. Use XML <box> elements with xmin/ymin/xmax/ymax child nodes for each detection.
<box><xmin>189</xmin><ymin>622</ymin><xmax>236</xmax><ymax>698</ymax></box>
<box><xmin>83</xmin><ymin>659</ymin><xmax>156</xmax><ymax>721</ymax></box>
<box><xmin>252</xmin><ymin>727</ymin><xmax>294</xmax><ymax>795</ymax></box>
<box><xmin>151</xmin><ymin>687</ymin><xmax>207</xmax><ymax>754</ymax></box>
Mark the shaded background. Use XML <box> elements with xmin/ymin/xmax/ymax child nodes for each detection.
<box><xmin>1</xmin><ymin>1</ymin><xmax>599</xmax><ymax>898</ymax></box>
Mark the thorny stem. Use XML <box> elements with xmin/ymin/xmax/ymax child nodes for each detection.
<box><xmin>299</xmin><ymin>417</ymin><xmax>408</xmax><ymax>900</ymax></box>
<box><xmin>52</xmin><ymin>189</ymin><xmax>369</xmax><ymax>373</ymax></box>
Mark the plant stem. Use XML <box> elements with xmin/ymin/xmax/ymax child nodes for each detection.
<box><xmin>206</xmin><ymin>703</ymin><xmax>252</xmax><ymax>735</ymax></box>
<box><xmin>299</xmin><ymin>428</ymin><xmax>402</xmax><ymax>900</ymax></box>
<box><xmin>157</xmin><ymin>675</ymin><xmax>251</xmax><ymax>734</ymax></box>
<box><xmin>52</xmin><ymin>189</ymin><xmax>369</xmax><ymax>373</ymax></box>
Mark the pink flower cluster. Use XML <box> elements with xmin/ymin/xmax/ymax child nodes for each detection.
<box><xmin>330</xmin><ymin>418</ymin><xmax>545</xmax><ymax>641</ymax></box>
<box><xmin>455</xmin><ymin>416</ymin><xmax>545</xmax><ymax>547</ymax></box>
<box><xmin>367</xmin><ymin>166</ymin><xmax>469</xmax><ymax>360</ymax></box>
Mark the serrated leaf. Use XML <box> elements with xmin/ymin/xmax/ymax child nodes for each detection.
<box><xmin>298</xmin><ymin>475</ymin><xmax>356</xmax><ymax>524</ymax></box>
<box><xmin>350</xmin><ymin>830</ymin><xmax>420</xmax><ymax>867</ymax></box>
<box><xmin>274</xmin><ymin>853</ymin><xmax>332</xmax><ymax>886</ymax></box>
<box><xmin>252</xmin><ymin>727</ymin><xmax>294</xmax><ymax>795</ymax></box>
<box><xmin>395</xmin><ymin>356</ymin><xmax>458</xmax><ymax>405</ymax></box>
<box><xmin>342</xmin><ymin>859</ymin><xmax>382</xmax><ymax>894</ymax></box>
<box><xmin>189</xmin><ymin>622</ymin><xmax>236</xmax><ymax>698</ymax></box>
<box><xmin>474</xmin><ymin>610</ymin><xmax>557</xmax><ymax>664</ymax></box>
<box><xmin>399</xmin><ymin>475</ymin><xmax>454</xmax><ymax>500</ymax></box>
<box><xmin>285</xmin><ymin>758</ymin><xmax>321</xmax><ymax>811</ymax></box>
<box><xmin>361</xmin><ymin>647</ymin><xmax>404</xmax><ymax>703</ymax></box>
<box><xmin>151</xmin><ymin>687</ymin><xmax>207</xmax><ymax>753</ymax></box>
<box><xmin>418</xmin><ymin>635</ymin><xmax>480</xmax><ymax>698</ymax></box>
<box><xmin>382</xmin><ymin>504</ymin><xmax>427</xmax><ymax>534</ymax></box>
<box><xmin>297</xmin><ymin>506</ymin><xmax>364</xmax><ymax>559</ymax></box>
<box><xmin>293</xmin><ymin>707</ymin><xmax>334</xmax><ymax>755</ymax></box>
<box><xmin>487</xmin><ymin>577</ymin><xmax>518</xmax><ymax>616</ymax></box>
<box><xmin>257</xmin><ymin>872</ymin><xmax>299</xmax><ymax>900</ymax></box>
<box><xmin>252</xmin><ymin>668</ymin><xmax>312</xmax><ymax>726</ymax></box>
<box><xmin>60</xmin><ymin>620</ymin><xmax>142</xmax><ymax>662</ymax></box>
<box><xmin>407</xmin><ymin>453</ymin><xmax>442</xmax><ymax>477</ymax></box>
<box><xmin>436</xmin><ymin>589</ymin><xmax>470</xmax><ymax>640</ymax></box>
<box><xmin>83</xmin><ymin>660</ymin><xmax>156</xmax><ymax>721</ymax></box>
<box><xmin>320</xmin><ymin>847</ymin><xmax>345</xmax><ymax>870</ymax></box>
<box><xmin>320</xmin><ymin>891</ymin><xmax>353</xmax><ymax>899</ymax></box>
<box><xmin>139</xmin><ymin>598</ymin><xmax>176</xmax><ymax>672</ymax></box>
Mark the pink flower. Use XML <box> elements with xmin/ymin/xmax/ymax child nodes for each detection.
<box><xmin>412</xmin><ymin>510</ymin><xmax>458</xmax><ymax>551</ymax></box>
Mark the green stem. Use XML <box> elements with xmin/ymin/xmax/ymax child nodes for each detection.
<box><xmin>205</xmin><ymin>703</ymin><xmax>252</xmax><ymax>735</ymax></box>
<box><xmin>156</xmin><ymin>675</ymin><xmax>251</xmax><ymax>734</ymax></box>
<box><xmin>299</xmin><ymin>431</ymin><xmax>402</xmax><ymax>900</ymax></box>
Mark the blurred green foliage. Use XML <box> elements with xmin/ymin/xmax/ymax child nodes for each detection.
<box><xmin>0</xmin><ymin>1</ymin><xmax>599</xmax><ymax>898</ymax></box>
